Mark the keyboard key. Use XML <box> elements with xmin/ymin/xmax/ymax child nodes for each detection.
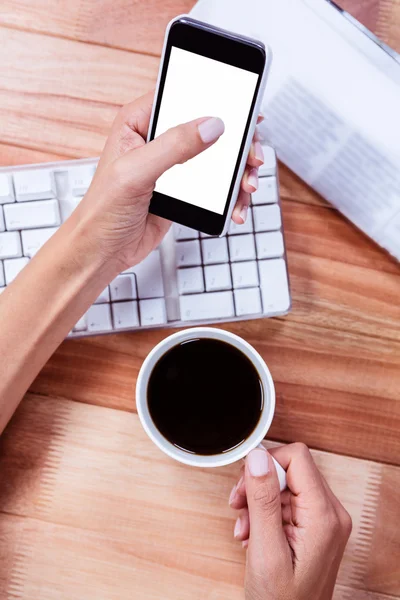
<box><xmin>0</xmin><ymin>232</ymin><xmax>22</xmax><ymax>259</ymax></box>
<box><xmin>86</xmin><ymin>304</ymin><xmax>112</xmax><ymax>332</ymax></box>
<box><xmin>0</xmin><ymin>261</ymin><xmax>4</xmax><ymax>287</ymax></box>
<box><xmin>234</xmin><ymin>288</ymin><xmax>262</xmax><ymax>316</ymax></box>
<box><xmin>14</xmin><ymin>169</ymin><xmax>55</xmax><ymax>201</ymax></box>
<box><xmin>4</xmin><ymin>199</ymin><xmax>61</xmax><ymax>230</ymax></box>
<box><xmin>69</xmin><ymin>165</ymin><xmax>96</xmax><ymax>196</ymax></box>
<box><xmin>94</xmin><ymin>286</ymin><xmax>111</xmax><ymax>304</ymax></box>
<box><xmin>258</xmin><ymin>146</ymin><xmax>277</xmax><ymax>177</ymax></box>
<box><xmin>112</xmin><ymin>301</ymin><xmax>140</xmax><ymax>329</ymax></box>
<box><xmin>201</xmin><ymin>237</ymin><xmax>229</xmax><ymax>264</ymax></box>
<box><xmin>174</xmin><ymin>224</ymin><xmax>199</xmax><ymax>240</ymax></box>
<box><xmin>21</xmin><ymin>227</ymin><xmax>58</xmax><ymax>258</ymax></box>
<box><xmin>59</xmin><ymin>195</ymin><xmax>81</xmax><ymax>221</ymax></box>
<box><xmin>177</xmin><ymin>267</ymin><xmax>204</xmax><ymax>295</ymax></box>
<box><xmin>200</xmin><ymin>232</ymin><xmax>215</xmax><ymax>238</ymax></box>
<box><xmin>127</xmin><ymin>250</ymin><xmax>164</xmax><ymax>298</ymax></box>
<box><xmin>228</xmin><ymin>208</ymin><xmax>253</xmax><ymax>235</ymax></box>
<box><xmin>4</xmin><ymin>257</ymin><xmax>29</xmax><ymax>284</ymax></box>
<box><xmin>229</xmin><ymin>234</ymin><xmax>256</xmax><ymax>262</ymax></box>
<box><xmin>110</xmin><ymin>274</ymin><xmax>137</xmax><ymax>301</ymax></box>
<box><xmin>204</xmin><ymin>264</ymin><xmax>232</xmax><ymax>291</ymax></box>
<box><xmin>259</xmin><ymin>259</ymin><xmax>291</xmax><ymax>314</ymax></box>
<box><xmin>0</xmin><ymin>207</ymin><xmax>4</xmax><ymax>232</ymax></box>
<box><xmin>139</xmin><ymin>298</ymin><xmax>167</xmax><ymax>326</ymax></box>
<box><xmin>231</xmin><ymin>261</ymin><xmax>259</xmax><ymax>289</ymax></box>
<box><xmin>180</xmin><ymin>291</ymin><xmax>235</xmax><ymax>321</ymax></box>
<box><xmin>256</xmin><ymin>231</ymin><xmax>285</xmax><ymax>259</ymax></box>
<box><xmin>176</xmin><ymin>240</ymin><xmax>201</xmax><ymax>267</ymax></box>
<box><xmin>73</xmin><ymin>315</ymin><xmax>88</xmax><ymax>332</ymax></box>
<box><xmin>253</xmin><ymin>205</ymin><xmax>282</xmax><ymax>232</ymax></box>
<box><xmin>0</xmin><ymin>174</ymin><xmax>15</xmax><ymax>204</ymax></box>
<box><xmin>252</xmin><ymin>177</ymin><xmax>279</xmax><ymax>205</ymax></box>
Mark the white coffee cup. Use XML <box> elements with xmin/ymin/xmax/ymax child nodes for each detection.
<box><xmin>136</xmin><ymin>327</ymin><xmax>286</xmax><ymax>489</ymax></box>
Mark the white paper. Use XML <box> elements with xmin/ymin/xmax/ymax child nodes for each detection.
<box><xmin>190</xmin><ymin>0</ymin><xmax>400</xmax><ymax>260</ymax></box>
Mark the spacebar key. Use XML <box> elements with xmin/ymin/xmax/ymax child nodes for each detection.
<box><xmin>180</xmin><ymin>292</ymin><xmax>235</xmax><ymax>322</ymax></box>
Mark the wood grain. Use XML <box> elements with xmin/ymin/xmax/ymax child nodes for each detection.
<box><xmin>1</xmin><ymin>0</ymin><xmax>399</xmax><ymax>56</ymax></box>
<box><xmin>339</xmin><ymin>0</ymin><xmax>400</xmax><ymax>52</ymax></box>
<box><xmin>0</xmin><ymin>0</ymin><xmax>194</xmax><ymax>56</ymax></box>
<box><xmin>0</xmin><ymin>395</ymin><xmax>398</xmax><ymax>599</ymax></box>
<box><xmin>0</xmin><ymin>27</ymin><xmax>158</xmax><ymax>158</ymax></box>
<box><xmin>0</xmin><ymin>0</ymin><xmax>400</xmax><ymax>596</ymax></box>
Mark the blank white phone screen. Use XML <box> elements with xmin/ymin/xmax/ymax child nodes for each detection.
<box><xmin>154</xmin><ymin>47</ymin><xmax>259</xmax><ymax>214</ymax></box>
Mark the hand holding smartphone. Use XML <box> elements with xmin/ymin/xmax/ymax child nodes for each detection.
<box><xmin>148</xmin><ymin>16</ymin><xmax>272</xmax><ymax>236</ymax></box>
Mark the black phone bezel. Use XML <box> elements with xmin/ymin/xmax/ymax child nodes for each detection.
<box><xmin>148</xmin><ymin>19</ymin><xmax>266</xmax><ymax>236</ymax></box>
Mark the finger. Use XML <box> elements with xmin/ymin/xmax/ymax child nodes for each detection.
<box><xmin>100</xmin><ymin>92</ymin><xmax>154</xmax><ymax>165</ymax></box>
<box><xmin>229</xmin><ymin>470</ymin><xmax>247</xmax><ymax>508</ymax></box>
<box><xmin>245</xmin><ymin>447</ymin><xmax>292</xmax><ymax>574</ymax></box>
<box><xmin>281</xmin><ymin>503</ymin><xmax>293</xmax><ymax>525</ymax></box>
<box><xmin>280</xmin><ymin>489</ymin><xmax>292</xmax><ymax>506</ymax></box>
<box><xmin>119</xmin><ymin>116</ymin><xmax>225</xmax><ymax>190</ymax></box>
<box><xmin>231</xmin><ymin>189</ymin><xmax>251</xmax><ymax>225</ymax></box>
<box><xmin>320</xmin><ymin>474</ymin><xmax>352</xmax><ymax>537</ymax></box>
<box><xmin>246</xmin><ymin>140</ymin><xmax>265</xmax><ymax>168</ymax></box>
<box><xmin>233</xmin><ymin>509</ymin><xmax>250</xmax><ymax>542</ymax></box>
<box><xmin>144</xmin><ymin>214</ymin><xmax>172</xmax><ymax>251</ymax></box>
<box><xmin>241</xmin><ymin>166</ymin><xmax>259</xmax><ymax>194</ymax></box>
<box><xmin>268</xmin><ymin>443</ymin><xmax>328</xmax><ymax>506</ymax></box>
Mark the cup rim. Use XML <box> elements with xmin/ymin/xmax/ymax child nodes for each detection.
<box><xmin>136</xmin><ymin>327</ymin><xmax>275</xmax><ymax>468</ymax></box>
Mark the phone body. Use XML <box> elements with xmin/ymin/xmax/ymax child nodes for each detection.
<box><xmin>147</xmin><ymin>16</ymin><xmax>272</xmax><ymax>236</ymax></box>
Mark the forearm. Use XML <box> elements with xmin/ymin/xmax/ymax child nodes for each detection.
<box><xmin>0</xmin><ymin>211</ymin><xmax>119</xmax><ymax>433</ymax></box>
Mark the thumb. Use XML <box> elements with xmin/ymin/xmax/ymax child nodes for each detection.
<box><xmin>245</xmin><ymin>447</ymin><xmax>291</xmax><ymax>573</ymax></box>
<box><xmin>122</xmin><ymin>116</ymin><xmax>225</xmax><ymax>187</ymax></box>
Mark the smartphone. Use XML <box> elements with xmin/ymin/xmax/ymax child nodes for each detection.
<box><xmin>147</xmin><ymin>16</ymin><xmax>272</xmax><ymax>236</ymax></box>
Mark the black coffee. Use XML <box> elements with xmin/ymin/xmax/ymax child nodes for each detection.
<box><xmin>147</xmin><ymin>338</ymin><xmax>263</xmax><ymax>455</ymax></box>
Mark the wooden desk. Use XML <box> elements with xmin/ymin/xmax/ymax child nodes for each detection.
<box><xmin>0</xmin><ymin>1</ymin><xmax>399</xmax><ymax>598</ymax></box>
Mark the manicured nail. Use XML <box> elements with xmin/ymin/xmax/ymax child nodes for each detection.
<box><xmin>198</xmin><ymin>117</ymin><xmax>225</xmax><ymax>144</ymax></box>
<box><xmin>254</xmin><ymin>141</ymin><xmax>264</xmax><ymax>164</ymax></box>
<box><xmin>229</xmin><ymin>483</ymin><xmax>237</xmax><ymax>505</ymax></box>
<box><xmin>247</xmin><ymin>448</ymin><xmax>270</xmax><ymax>477</ymax></box>
<box><xmin>234</xmin><ymin>517</ymin><xmax>242</xmax><ymax>539</ymax></box>
<box><xmin>248</xmin><ymin>168</ymin><xmax>258</xmax><ymax>191</ymax></box>
<box><xmin>239</xmin><ymin>205</ymin><xmax>248</xmax><ymax>224</ymax></box>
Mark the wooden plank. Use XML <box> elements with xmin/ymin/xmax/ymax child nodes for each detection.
<box><xmin>0</xmin><ymin>394</ymin><xmax>398</xmax><ymax>598</ymax></box>
<box><xmin>337</xmin><ymin>0</ymin><xmax>382</xmax><ymax>36</ymax></box>
<box><xmin>338</xmin><ymin>0</ymin><xmax>400</xmax><ymax>52</ymax></box>
<box><xmin>1</xmin><ymin>0</ymin><xmax>399</xmax><ymax>56</ymax></box>
<box><xmin>0</xmin><ymin>27</ymin><xmax>158</xmax><ymax>158</ymax></box>
<box><xmin>0</xmin><ymin>143</ymin><xmax>67</xmax><ymax>167</ymax></box>
<box><xmin>0</xmin><ymin>0</ymin><xmax>195</xmax><ymax>56</ymax></box>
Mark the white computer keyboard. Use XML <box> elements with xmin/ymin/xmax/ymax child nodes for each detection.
<box><xmin>0</xmin><ymin>146</ymin><xmax>291</xmax><ymax>337</ymax></box>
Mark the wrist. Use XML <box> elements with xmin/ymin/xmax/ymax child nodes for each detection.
<box><xmin>59</xmin><ymin>205</ymin><xmax>123</xmax><ymax>284</ymax></box>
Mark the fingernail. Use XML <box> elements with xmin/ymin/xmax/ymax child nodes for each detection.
<box><xmin>247</xmin><ymin>448</ymin><xmax>270</xmax><ymax>477</ymax></box>
<box><xmin>248</xmin><ymin>168</ymin><xmax>258</xmax><ymax>191</ymax></box>
<box><xmin>254</xmin><ymin>141</ymin><xmax>264</xmax><ymax>164</ymax></box>
<box><xmin>198</xmin><ymin>117</ymin><xmax>225</xmax><ymax>144</ymax></box>
<box><xmin>234</xmin><ymin>517</ymin><xmax>242</xmax><ymax>539</ymax></box>
<box><xmin>229</xmin><ymin>483</ymin><xmax>237</xmax><ymax>505</ymax></box>
<box><xmin>239</xmin><ymin>205</ymin><xmax>248</xmax><ymax>224</ymax></box>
